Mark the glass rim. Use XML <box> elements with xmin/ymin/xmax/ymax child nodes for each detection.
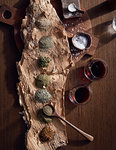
<box><xmin>69</xmin><ymin>85</ymin><xmax>92</xmax><ymax>105</ymax></box>
<box><xmin>84</xmin><ymin>58</ymin><xmax>108</xmax><ymax>81</ymax></box>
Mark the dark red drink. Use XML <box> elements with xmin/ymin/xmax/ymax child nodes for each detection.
<box><xmin>84</xmin><ymin>59</ymin><xmax>108</xmax><ymax>81</ymax></box>
<box><xmin>69</xmin><ymin>86</ymin><xmax>91</xmax><ymax>104</ymax></box>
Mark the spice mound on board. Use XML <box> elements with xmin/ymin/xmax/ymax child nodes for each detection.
<box><xmin>35</xmin><ymin>89</ymin><xmax>51</xmax><ymax>103</ymax></box>
<box><xmin>35</xmin><ymin>74</ymin><xmax>51</xmax><ymax>88</ymax></box>
<box><xmin>39</xmin><ymin>126</ymin><xmax>55</xmax><ymax>142</ymax></box>
<box><xmin>39</xmin><ymin>36</ymin><xmax>54</xmax><ymax>52</ymax></box>
<box><xmin>37</xmin><ymin>108</ymin><xmax>53</xmax><ymax>123</ymax></box>
<box><xmin>35</xmin><ymin>17</ymin><xmax>51</xmax><ymax>30</ymax></box>
<box><xmin>38</xmin><ymin>56</ymin><xmax>51</xmax><ymax>68</ymax></box>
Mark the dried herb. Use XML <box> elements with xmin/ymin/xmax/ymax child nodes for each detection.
<box><xmin>43</xmin><ymin>105</ymin><xmax>53</xmax><ymax>116</ymax></box>
<box><xmin>37</xmin><ymin>109</ymin><xmax>53</xmax><ymax>123</ymax></box>
<box><xmin>39</xmin><ymin>36</ymin><xmax>54</xmax><ymax>52</ymax></box>
<box><xmin>35</xmin><ymin>89</ymin><xmax>51</xmax><ymax>103</ymax></box>
<box><xmin>35</xmin><ymin>17</ymin><xmax>51</xmax><ymax>30</ymax></box>
<box><xmin>35</xmin><ymin>74</ymin><xmax>51</xmax><ymax>88</ymax></box>
<box><xmin>43</xmin><ymin>116</ymin><xmax>53</xmax><ymax>123</ymax></box>
<box><xmin>39</xmin><ymin>126</ymin><xmax>55</xmax><ymax>142</ymax></box>
<box><xmin>38</xmin><ymin>56</ymin><xmax>51</xmax><ymax>68</ymax></box>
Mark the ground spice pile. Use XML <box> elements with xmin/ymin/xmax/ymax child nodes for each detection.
<box><xmin>37</xmin><ymin>107</ymin><xmax>53</xmax><ymax>123</ymax></box>
<box><xmin>39</xmin><ymin>126</ymin><xmax>55</xmax><ymax>142</ymax></box>
<box><xmin>35</xmin><ymin>17</ymin><xmax>51</xmax><ymax>30</ymax></box>
<box><xmin>38</xmin><ymin>56</ymin><xmax>51</xmax><ymax>68</ymax></box>
<box><xmin>35</xmin><ymin>74</ymin><xmax>51</xmax><ymax>88</ymax></box>
<box><xmin>35</xmin><ymin>89</ymin><xmax>51</xmax><ymax>103</ymax></box>
<box><xmin>39</xmin><ymin>36</ymin><xmax>54</xmax><ymax>52</ymax></box>
<box><xmin>42</xmin><ymin>105</ymin><xmax>53</xmax><ymax>116</ymax></box>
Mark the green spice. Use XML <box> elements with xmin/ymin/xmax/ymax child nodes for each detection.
<box><xmin>43</xmin><ymin>116</ymin><xmax>53</xmax><ymax>123</ymax></box>
<box><xmin>39</xmin><ymin>126</ymin><xmax>55</xmax><ymax>142</ymax></box>
<box><xmin>38</xmin><ymin>56</ymin><xmax>51</xmax><ymax>68</ymax></box>
<box><xmin>39</xmin><ymin>36</ymin><xmax>54</xmax><ymax>52</ymax></box>
<box><xmin>35</xmin><ymin>89</ymin><xmax>51</xmax><ymax>103</ymax></box>
<box><xmin>37</xmin><ymin>109</ymin><xmax>53</xmax><ymax>123</ymax></box>
<box><xmin>35</xmin><ymin>74</ymin><xmax>51</xmax><ymax>88</ymax></box>
<box><xmin>43</xmin><ymin>105</ymin><xmax>53</xmax><ymax>116</ymax></box>
<box><xmin>35</xmin><ymin>17</ymin><xmax>51</xmax><ymax>30</ymax></box>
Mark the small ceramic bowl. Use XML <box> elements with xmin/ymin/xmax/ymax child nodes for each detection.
<box><xmin>72</xmin><ymin>32</ymin><xmax>92</xmax><ymax>51</ymax></box>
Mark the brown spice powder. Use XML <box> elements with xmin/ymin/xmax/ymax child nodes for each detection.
<box><xmin>39</xmin><ymin>126</ymin><xmax>55</xmax><ymax>142</ymax></box>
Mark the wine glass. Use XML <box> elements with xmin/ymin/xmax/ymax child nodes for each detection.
<box><xmin>69</xmin><ymin>85</ymin><xmax>92</xmax><ymax>105</ymax></box>
<box><xmin>84</xmin><ymin>59</ymin><xmax>108</xmax><ymax>81</ymax></box>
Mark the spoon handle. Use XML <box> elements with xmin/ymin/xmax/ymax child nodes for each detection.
<box><xmin>57</xmin><ymin>115</ymin><xmax>94</xmax><ymax>142</ymax></box>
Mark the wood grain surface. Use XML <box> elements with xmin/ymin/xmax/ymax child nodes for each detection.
<box><xmin>0</xmin><ymin>0</ymin><xmax>116</xmax><ymax>150</ymax></box>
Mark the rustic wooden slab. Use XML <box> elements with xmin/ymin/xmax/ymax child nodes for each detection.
<box><xmin>16</xmin><ymin>0</ymin><xmax>72</xmax><ymax>150</ymax></box>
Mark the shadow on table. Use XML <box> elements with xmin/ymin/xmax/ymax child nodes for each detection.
<box><xmin>57</xmin><ymin>139</ymin><xmax>90</xmax><ymax>149</ymax></box>
<box><xmin>65</xmin><ymin>67</ymin><xmax>91</xmax><ymax>115</ymax></box>
<box><xmin>87</xmin><ymin>1</ymin><xmax>112</xmax><ymax>20</ymax></box>
<box><xmin>2</xmin><ymin>23</ymin><xmax>21</xmax><ymax>106</ymax></box>
<box><xmin>14</xmin><ymin>0</ymin><xmax>30</xmax><ymax>9</ymax></box>
<box><xmin>92</xmin><ymin>20</ymin><xmax>116</xmax><ymax>48</ymax></box>
<box><xmin>68</xmin><ymin>139</ymin><xmax>90</xmax><ymax>146</ymax></box>
<box><xmin>65</xmin><ymin>67</ymin><xmax>91</xmax><ymax>91</ymax></box>
<box><xmin>0</xmin><ymin>21</ymin><xmax>26</xmax><ymax>150</ymax></box>
<box><xmin>93</xmin><ymin>20</ymin><xmax>112</xmax><ymax>37</ymax></box>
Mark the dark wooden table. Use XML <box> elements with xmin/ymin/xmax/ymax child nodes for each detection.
<box><xmin>0</xmin><ymin>0</ymin><xmax>116</xmax><ymax>150</ymax></box>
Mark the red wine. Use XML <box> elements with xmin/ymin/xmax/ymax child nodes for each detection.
<box><xmin>84</xmin><ymin>59</ymin><xmax>108</xmax><ymax>81</ymax></box>
<box><xmin>91</xmin><ymin>61</ymin><xmax>106</xmax><ymax>78</ymax></box>
<box><xmin>69</xmin><ymin>86</ymin><xmax>91</xmax><ymax>104</ymax></box>
<box><xmin>75</xmin><ymin>87</ymin><xmax>90</xmax><ymax>103</ymax></box>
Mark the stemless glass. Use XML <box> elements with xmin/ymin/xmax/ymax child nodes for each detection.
<box><xmin>84</xmin><ymin>59</ymin><xmax>108</xmax><ymax>81</ymax></box>
<box><xmin>69</xmin><ymin>85</ymin><xmax>92</xmax><ymax>105</ymax></box>
<box><xmin>112</xmin><ymin>16</ymin><xmax>116</xmax><ymax>31</ymax></box>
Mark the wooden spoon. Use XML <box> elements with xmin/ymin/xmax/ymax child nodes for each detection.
<box><xmin>43</xmin><ymin>104</ymin><xmax>94</xmax><ymax>142</ymax></box>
